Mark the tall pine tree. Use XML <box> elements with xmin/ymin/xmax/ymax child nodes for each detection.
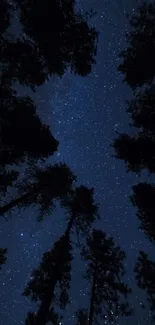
<box><xmin>112</xmin><ymin>1</ymin><xmax>155</xmax><ymax>319</ymax></box>
<box><xmin>14</xmin><ymin>0</ymin><xmax>98</xmax><ymax>85</ymax></box>
<box><xmin>23</xmin><ymin>186</ymin><xmax>99</xmax><ymax>325</ymax></box>
<box><xmin>0</xmin><ymin>162</ymin><xmax>76</xmax><ymax>220</ymax></box>
<box><xmin>76</xmin><ymin>229</ymin><xmax>132</xmax><ymax>325</ymax></box>
<box><xmin>134</xmin><ymin>251</ymin><xmax>155</xmax><ymax>322</ymax></box>
<box><xmin>0</xmin><ymin>0</ymin><xmax>98</xmax><ymax>193</ymax></box>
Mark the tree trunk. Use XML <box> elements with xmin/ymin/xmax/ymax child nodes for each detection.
<box><xmin>33</xmin><ymin>279</ymin><xmax>57</xmax><ymax>325</ymax></box>
<box><xmin>34</xmin><ymin>214</ymin><xmax>75</xmax><ymax>325</ymax></box>
<box><xmin>88</xmin><ymin>263</ymin><xmax>98</xmax><ymax>325</ymax></box>
<box><xmin>0</xmin><ymin>191</ymin><xmax>32</xmax><ymax>216</ymax></box>
<box><xmin>65</xmin><ymin>213</ymin><xmax>75</xmax><ymax>237</ymax></box>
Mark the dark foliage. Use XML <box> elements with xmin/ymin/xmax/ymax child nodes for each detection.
<box><xmin>118</xmin><ymin>1</ymin><xmax>155</xmax><ymax>89</ymax></box>
<box><xmin>0</xmin><ymin>167</ymin><xmax>18</xmax><ymax>196</ymax></box>
<box><xmin>135</xmin><ymin>251</ymin><xmax>155</xmax><ymax>322</ymax></box>
<box><xmin>0</xmin><ymin>85</ymin><xmax>58</xmax><ymax>166</ymax></box>
<box><xmin>61</xmin><ymin>185</ymin><xmax>99</xmax><ymax>235</ymax></box>
<box><xmin>112</xmin><ymin>84</ymin><xmax>155</xmax><ymax>174</ymax></box>
<box><xmin>130</xmin><ymin>182</ymin><xmax>155</xmax><ymax>244</ymax></box>
<box><xmin>0</xmin><ymin>247</ymin><xmax>7</xmax><ymax>270</ymax></box>
<box><xmin>0</xmin><ymin>162</ymin><xmax>76</xmax><ymax>219</ymax></box>
<box><xmin>76</xmin><ymin>308</ymin><xmax>88</xmax><ymax>325</ymax></box>
<box><xmin>24</xmin><ymin>234</ymin><xmax>72</xmax><ymax>325</ymax></box>
<box><xmin>0</xmin><ymin>0</ymin><xmax>98</xmax><ymax>89</ymax></box>
<box><xmin>78</xmin><ymin>229</ymin><xmax>132</xmax><ymax>325</ymax></box>
<box><xmin>127</xmin><ymin>85</ymin><xmax>155</xmax><ymax>134</ymax></box>
<box><xmin>25</xmin><ymin>308</ymin><xmax>63</xmax><ymax>325</ymax></box>
<box><xmin>0</xmin><ymin>0</ymin><xmax>98</xmax><ymax>179</ymax></box>
<box><xmin>112</xmin><ymin>132</ymin><xmax>155</xmax><ymax>174</ymax></box>
<box><xmin>23</xmin><ymin>185</ymin><xmax>99</xmax><ymax>325</ymax></box>
<box><xmin>0</xmin><ymin>0</ymin><xmax>98</xmax><ymax>203</ymax></box>
<box><xmin>0</xmin><ymin>0</ymin><xmax>59</xmax><ymax>190</ymax></box>
<box><xmin>113</xmin><ymin>1</ymin><xmax>155</xmax><ymax>320</ymax></box>
<box><xmin>0</xmin><ymin>0</ymin><xmax>14</xmax><ymax>34</ymax></box>
<box><xmin>14</xmin><ymin>0</ymin><xmax>98</xmax><ymax>84</ymax></box>
<box><xmin>1</xmin><ymin>39</ymin><xmax>49</xmax><ymax>90</ymax></box>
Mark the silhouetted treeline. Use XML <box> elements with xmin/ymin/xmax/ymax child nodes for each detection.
<box><xmin>23</xmin><ymin>185</ymin><xmax>99</xmax><ymax>325</ymax></box>
<box><xmin>2</xmin><ymin>0</ymin><xmax>154</xmax><ymax>324</ymax></box>
<box><xmin>23</xmin><ymin>228</ymin><xmax>132</xmax><ymax>325</ymax></box>
<box><xmin>78</xmin><ymin>229</ymin><xmax>132</xmax><ymax>325</ymax></box>
<box><xmin>112</xmin><ymin>0</ymin><xmax>155</xmax><ymax>320</ymax></box>
<box><xmin>0</xmin><ymin>0</ymin><xmax>98</xmax><ymax>194</ymax></box>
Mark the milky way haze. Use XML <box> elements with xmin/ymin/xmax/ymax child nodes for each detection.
<box><xmin>0</xmin><ymin>1</ymin><xmax>153</xmax><ymax>324</ymax></box>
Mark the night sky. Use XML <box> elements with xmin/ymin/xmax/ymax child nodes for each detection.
<box><xmin>0</xmin><ymin>1</ymin><xmax>154</xmax><ymax>324</ymax></box>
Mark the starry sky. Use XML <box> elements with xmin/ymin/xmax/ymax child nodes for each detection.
<box><xmin>0</xmin><ymin>0</ymin><xmax>154</xmax><ymax>324</ymax></box>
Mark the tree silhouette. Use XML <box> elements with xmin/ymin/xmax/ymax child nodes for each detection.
<box><xmin>112</xmin><ymin>131</ymin><xmax>155</xmax><ymax>174</ymax></box>
<box><xmin>61</xmin><ymin>185</ymin><xmax>99</xmax><ymax>236</ymax></box>
<box><xmin>130</xmin><ymin>182</ymin><xmax>155</xmax><ymax>244</ymax></box>
<box><xmin>112</xmin><ymin>85</ymin><xmax>155</xmax><ymax>175</ymax></box>
<box><xmin>0</xmin><ymin>2</ymin><xmax>99</xmax><ymax>324</ymax></box>
<box><xmin>0</xmin><ymin>0</ymin><xmax>14</xmax><ymax>34</ymax></box>
<box><xmin>24</xmin><ymin>233</ymin><xmax>72</xmax><ymax>325</ymax></box>
<box><xmin>23</xmin><ymin>185</ymin><xmax>99</xmax><ymax>325</ymax></box>
<box><xmin>127</xmin><ymin>85</ymin><xmax>155</xmax><ymax>134</ymax></box>
<box><xmin>130</xmin><ymin>182</ymin><xmax>155</xmax><ymax>319</ymax></box>
<box><xmin>0</xmin><ymin>85</ymin><xmax>58</xmax><ymax>167</ymax></box>
<box><xmin>14</xmin><ymin>0</ymin><xmax>98</xmax><ymax>86</ymax></box>
<box><xmin>25</xmin><ymin>308</ymin><xmax>63</xmax><ymax>325</ymax></box>
<box><xmin>0</xmin><ymin>0</ymin><xmax>98</xmax><ymax>198</ymax></box>
<box><xmin>76</xmin><ymin>229</ymin><xmax>132</xmax><ymax>325</ymax></box>
<box><xmin>0</xmin><ymin>167</ymin><xmax>18</xmax><ymax>196</ymax></box>
<box><xmin>0</xmin><ymin>162</ymin><xmax>76</xmax><ymax>219</ymax></box>
<box><xmin>134</xmin><ymin>251</ymin><xmax>155</xmax><ymax>322</ymax></box>
<box><xmin>76</xmin><ymin>308</ymin><xmax>88</xmax><ymax>325</ymax></box>
<box><xmin>0</xmin><ymin>1</ymin><xmax>59</xmax><ymax>195</ymax></box>
<box><xmin>113</xmin><ymin>1</ymin><xmax>155</xmax><ymax>174</ymax></box>
<box><xmin>118</xmin><ymin>1</ymin><xmax>155</xmax><ymax>90</ymax></box>
<box><xmin>0</xmin><ymin>3</ymin><xmax>42</xmax><ymax>90</ymax></box>
<box><xmin>0</xmin><ymin>0</ymin><xmax>99</xmax><ymax>201</ymax></box>
<box><xmin>1</xmin><ymin>38</ymin><xmax>50</xmax><ymax>90</ymax></box>
<box><xmin>0</xmin><ymin>1</ymin><xmax>45</xmax><ymax>90</ymax></box>
<box><xmin>113</xmin><ymin>1</ymin><xmax>155</xmax><ymax>319</ymax></box>
<box><xmin>0</xmin><ymin>248</ymin><xmax>7</xmax><ymax>271</ymax></box>
<box><xmin>0</xmin><ymin>5</ymin><xmax>58</xmax><ymax>172</ymax></box>
<box><xmin>0</xmin><ymin>0</ymin><xmax>98</xmax><ymax>90</ymax></box>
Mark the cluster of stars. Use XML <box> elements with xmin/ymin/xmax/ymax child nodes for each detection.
<box><xmin>0</xmin><ymin>0</ymin><xmax>153</xmax><ymax>325</ymax></box>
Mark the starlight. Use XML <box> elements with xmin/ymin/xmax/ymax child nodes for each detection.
<box><xmin>0</xmin><ymin>1</ymin><xmax>151</xmax><ymax>325</ymax></box>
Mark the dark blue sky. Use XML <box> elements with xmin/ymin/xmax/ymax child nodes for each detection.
<box><xmin>0</xmin><ymin>1</ymin><xmax>154</xmax><ymax>324</ymax></box>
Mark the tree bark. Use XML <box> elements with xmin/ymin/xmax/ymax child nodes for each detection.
<box><xmin>34</xmin><ymin>214</ymin><xmax>75</xmax><ymax>325</ymax></box>
<box><xmin>0</xmin><ymin>191</ymin><xmax>32</xmax><ymax>216</ymax></box>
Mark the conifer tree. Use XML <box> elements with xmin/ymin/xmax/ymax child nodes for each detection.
<box><xmin>0</xmin><ymin>0</ymin><xmax>58</xmax><ymax>192</ymax></box>
<box><xmin>14</xmin><ymin>0</ymin><xmax>98</xmax><ymax>86</ymax></box>
<box><xmin>0</xmin><ymin>85</ymin><xmax>58</xmax><ymax>167</ymax></box>
<box><xmin>24</xmin><ymin>234</ymin><xmax>72</xmax><ymax>325</ymax></box>
<box><xmin>118</xmin><ymin>1</ymin><xmax>155</xmax><ymax>90</ymax></box>
<box><xmin>1</xmin><ymin>0</ymin><xmax>98</xmax><ymax>90</ymax></box>
<box><xmin>134</xmin><ymin>251</ymin><xmax>155</xmax><ymax>322</ymax></box>
<box><xmin>113</xmin><ymin>1</ymin><xmax>155</xmax><ymax>174</ymax></box>
<box><xmin>76</xmin><ymin>229</ymin><xmax>132</xmax><ymax>325</ymax></box>
<box><xmin>130</xmin><ymin>182</ymin><xmax>155</xmax><ymax>244</ymax></box>
<box><xmin>112</xmin><ymin>85</ymin><xmax>155</xmax><ymax>175</ymax></box>
<box><xmin>0</xmin><ymin>162</ymin><xmax>76</xmax><ymax>219</ymax></box>
<box><xmin>0</xmin><ymin>0</ymin><xmax>98</xmax><ymax>190</ymax></box>
<box><xmin>23</xmin><ymin>186</ymin><xmax>99</xmax><ymax>325</ymax></box>
<box><xmin>112</xmin><ymin>1</ymin><xmax>155</xmax><ymax>319</ymax></box>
